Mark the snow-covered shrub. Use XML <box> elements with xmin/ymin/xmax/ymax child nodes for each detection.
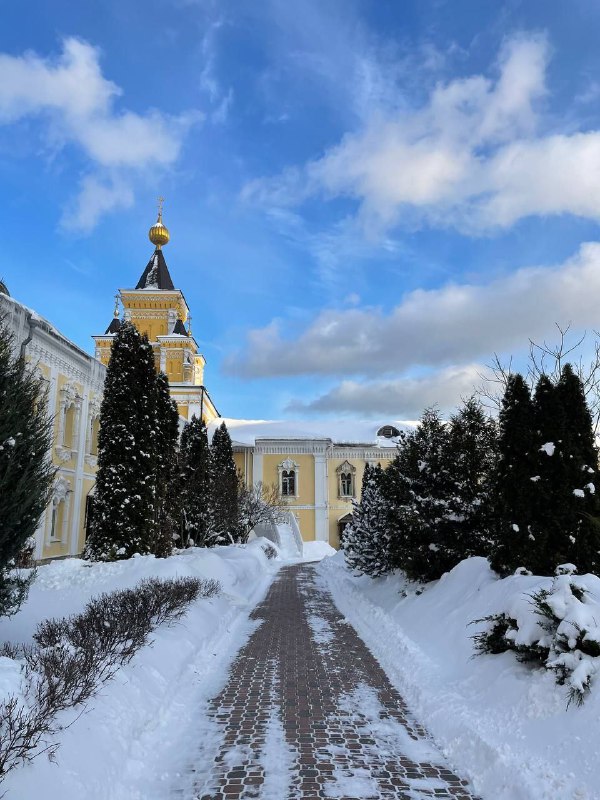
<box><xmin>473</xmin><ymin>569</ymin><xmax>600</xmax><ymax>705</ymax></box>
<box><xmin>261</xmin><ymin>543</ymin><xmax>278</xmax><ymax>560</ymax></box>
<box><xmin>0</xmin><ymin>576</ymin><xmax>219</xmax><ymax>781</ymax></box>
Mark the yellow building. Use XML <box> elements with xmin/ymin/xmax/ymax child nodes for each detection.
<box><xmin>0</xmin><ymin>288</ymin><xmax>105</xmax><ymax>561</ymax></box>
<box><xmin>93</xmin><ymin>206</ymin><xmax>219</xmax><ymax>425</ymax></box>
<box><xmin>220</xmin><ymin>420</ymin><xmax>401</xmax><ymax>549</ymax></box>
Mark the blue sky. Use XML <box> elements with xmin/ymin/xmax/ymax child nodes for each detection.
<box><xmin>3</xmin><ymin>0</ymin><xmax>600</xmax><ymax>420</ymax></box>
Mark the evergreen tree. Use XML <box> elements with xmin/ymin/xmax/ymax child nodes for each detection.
<box><xmin>342</xmin><ymin>464</ymin><xmax>390</xmax><ymax>576</ymax></box>
<box><xmin>210</xmin><ymin>421</ymin><xmax>242</xmax><ymax>543</ymax></box>
<box><xmin>555</xmin><ymin>365</ymin><xmax>600</xmax><ymax>572</ymax></box>
<box><xmin>153</xmin><ymin>371</ymin><xmax>179</xmax><ymax>557</ymax></box>
<box><xmin>395</xmin><ymin>407</ymin><xmax>453</xmax><ymax>581</ymax></box>
<box><xmin>528</xmin><ymin>374</ymin><xmax>569</xmax><ymax>572</ymax></box>
<box><xmin>442</xmin><ymin>397</ymin><xmax>497</xmax><ymax>565</ymax></box>
<box><xmin>85</xmin><ymin>322</ymin><xmax>159</xmax><ymax>561</ymax></box>
<box><xmin>0</xmin><ymin>321</ymin><xmax>54</xmax><ymax>615</ymax></box>
<box><xmin>179</xmin><ymin>415</ymin><xmax>217</xmax><ymax>547</ymax></box>
<box><xmin>490</xmin><ymin>374</ymin><xmax>538</xmax><ymax>575</ymax></box>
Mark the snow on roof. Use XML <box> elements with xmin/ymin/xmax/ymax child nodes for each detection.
<box><xmin>209</xmin><ymin>417</ymin><xmax>417</xmax><ymax>448</ymax></box>
<box><xmin>0</xmin><ymin>293</ymin><xmax>94</xmax><ymax>362</ymax></box>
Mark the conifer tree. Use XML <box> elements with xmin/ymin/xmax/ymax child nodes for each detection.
<box><xmin>153</xmin><ymin>371</ymin><xmax>179</xmax><ymax>557</ymax></box>
<box><xmin>0</xmin><ymin>321</ymin><xmax>54</xmax><ymax>614</ymax></box>
<box><xmin>178</xmin><ymin>415</ymin><xmax>217</xmax><ymax>547</ymax></box>
<box><xmin>85</xmin><ymin>322</ymin><xmax>159</xmax><ymax>561</ymax></box>
<box><xmin>554</xmin><ymin>365</ymin><xmax>600</xmax><ymax>572</ymax></box>
<box><xmin>528</xmin><ymin>374</ymin><xmax>569</xmax><ymax>573</ymax></box>
<box><xmin>210</xmin><ymin>421</ymin><xmax>242</xmax><ymax>543</ymax></box>
<box><xmin>443</xmin><ymin>397</ymin><xmax>497</xmax><ymax>565</ymax></box>
<box><xmin>396</xmin><ymin>407</ymin><xmax>452</xmax><ymax>581</ymax></box>
<box><xmin>342</xmin><ymin>464</ymin><xmax>390</xmax><ymax>576</ymax></box>
<box><xmin>490</xmin><ymin>374</ymin><xmax>538</xmax><ymax>575</ymax></box>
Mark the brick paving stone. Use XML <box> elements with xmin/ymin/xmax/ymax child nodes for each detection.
<box><xmin>183</xmin><ymin>564</ymin><xmax>480</xmax><ymax>800</ymax></box>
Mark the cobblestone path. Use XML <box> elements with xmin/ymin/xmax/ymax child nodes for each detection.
<box><xmin>185</xmin><ymin>564</ymin><xmax>479</xmax><ymax>800</ymax></box>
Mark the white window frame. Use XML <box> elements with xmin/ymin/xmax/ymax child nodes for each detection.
<box><xmin>336</xmin><ymin>460</ymin><xmax>356</xmax><ymax>499</ymax></box>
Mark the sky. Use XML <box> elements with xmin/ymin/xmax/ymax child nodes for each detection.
<box><xmin>3</xmin><ymin>0</ymin><xmax>600</xmax><ymax>422</ymax></box>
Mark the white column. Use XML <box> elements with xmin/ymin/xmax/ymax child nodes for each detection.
<box><xmin>314</xmin><ymin>452</ymin><xmax>328</xmax><ymax>542</ymax></box>
<box><xmin>252</xmin><ymin>450</ymin><xmax>264</xmax><ymax>489</ymax></box>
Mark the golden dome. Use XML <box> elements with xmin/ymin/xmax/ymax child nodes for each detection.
<box><xmin>149</xmin><ymin>198</ymin><xmax>170</xmax><ymax>248</ymax></box>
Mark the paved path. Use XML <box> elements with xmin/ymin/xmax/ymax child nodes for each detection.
<box><xmin>184</xmin><ymin>564</ymin><xmax>478</xmax><ymax>800</ymax></box>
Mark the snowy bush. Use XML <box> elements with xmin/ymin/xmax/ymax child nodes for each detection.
<box><xmin>261</xmin><ymin>543</ymin><xmax>278</xmax><ymax>560</ymax></box>
<box><xmin>0</xmin><ymin>576</ymin><xmax>219</xmax><ymax>781</ymax></box>
<box><xmin>473</xmin><ymin>567</ymin><xmax>600</xmax><ymax>705</ymax></box>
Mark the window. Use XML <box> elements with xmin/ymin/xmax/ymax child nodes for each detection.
<box><xmin>49</xmin><ymin>477</ymin><xmax>70</xmax><ymax>542</ymax></box>
<box><xmin>340</xmin><ymin>472</ymin><xmax>353</xmax><ymax>496</ymax></box>
<box><xmin>377</xmin><ymin>424</ymin><xmax>401</xmax><ymax>439</ymax></box>
<box><xmin>281</xmin><ymin>469</ymin><xmax>296</xmax><ymax>496</ymax></box>
<box><xmin>336</xmin><ymin>460</ymin><xmax>356</xmax><ymax>498</ymax></box>
<box><xmin>278</xmin><ymin>459</ymin><xmax>300</xmax><ymax>498</ymax></box>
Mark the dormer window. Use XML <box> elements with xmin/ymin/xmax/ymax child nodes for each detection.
<box><xmin>377</xmin><ymin>424</ymin><xmax>401</xmax><ymax>439</ymax></box>
<box><xmin>336</xmin><ymin>460</ymin><xmax>356</xmax><ymax>498</ymax></box>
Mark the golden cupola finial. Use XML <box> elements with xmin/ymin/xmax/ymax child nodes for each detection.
<box><xmin>148</xmin><ymin>196</ymin><xmax>170</xmax><ymax>249</ymax></box>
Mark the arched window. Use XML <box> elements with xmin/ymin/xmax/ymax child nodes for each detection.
<box><xmin>281</xmin><ymin>469</ymin><xmax>296</xmax><ymax>496</ymax></box>
<box><xmin>336</xmin><ymin>460</ymin><xmax>356</xmax><ymax>498</ymax></box>
<box><xmin>278</xmin><ymin>459</ymin><xmax>299</xmax><ymax>498</ymax></box>
<box><xmin>48</xmin><ymin>477</ymin><xmax>71</xmax><ymax>542</ymax></box>
<box><xmin>377</xmin><ymin>424</ymin><xmax>401</xmax><ymax>439</ymax></box>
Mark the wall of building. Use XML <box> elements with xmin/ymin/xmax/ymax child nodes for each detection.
<box><xmin>240</xmin><ymin>438</ymin><xmax>396</xmax><ymax>548</ymax></box>
<box><xmin>1</xmin><ymin>294</ymin><xmax>106</xmax><ymax>561</ymax></box>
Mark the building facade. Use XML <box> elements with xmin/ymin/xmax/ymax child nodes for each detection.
<box><xmin>1</xmin><ymin>291</ymin><xmax>105</xmax><ymax>561</ymax></box>
<box><xmin>228</xmin><ymin>424</ymin><xmax>400</xmax><ymax>548</ymax></box>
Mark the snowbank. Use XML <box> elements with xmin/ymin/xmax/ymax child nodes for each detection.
<box><xmin>302</xmin><ymin>540</ymin><xmax>336</xmax><ymax>561</ymax></box>
<box><xmin>317</xmin><ymin>553</ymin><xmax>600</xmax><ymax>800</ymax></box>
<box><xmin>0</xmin><ymin>540</ymin><xmax>279</xmax><ymax>799</ymax></box>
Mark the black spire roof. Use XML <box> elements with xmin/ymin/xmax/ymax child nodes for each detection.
<box><xmin>172</xmin><ymin>318</ymin><xmax>188</xmax><ymax>336</ymax></box>
<box><xmin>104</xmin><ymin>317</ymin><xmax>122</xmax><ymax>334</ymax></box>
<box><xmin>135</xmin><ymin>248</ymin><xmax>175</xmax><ymax>291</ymax></box>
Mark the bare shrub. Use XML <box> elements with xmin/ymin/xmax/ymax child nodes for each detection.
<box><xmin>0</xmin><ymin>576</ymin><xmax>220</xmax><ymax>782</ymax></box>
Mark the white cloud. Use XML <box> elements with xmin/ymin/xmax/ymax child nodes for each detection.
<box><xmin>226</xmin><ymin>241</ymin><xmax>600</xmax><ymax>378</ymax></box>
<box><xmin>61</xmin><ymin>174</ymin><xmax>135</xmax><ymax>234</ymax></box>
<box><xmin>288</xmin><ymin>365</ymin><xmax>485</xmax><ymax>417</ymax></box>
<box><xmin>245</xmin><ymin>34</ymin><xmax>600</xmax><ymax>233</ymax></box>
<box><xmin>0</xmin><ymin>38</ymin><xmax>199</xmax><ymax>230</ymax></box>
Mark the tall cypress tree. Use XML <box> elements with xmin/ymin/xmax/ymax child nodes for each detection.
<box><xmin>0</xmin><ymin>321</ymin><xmax>54</xmax><ymax>614</ymax></box>
<box><xmin>490</xmin><ymin>374</ymin><xmax>538</xmax><ymax>575</ymax></box>
<box><xmin>85</xmin><ymin>322</ymin><xmax>159</xmax><ymax>561</ymax></box>
<box><xmin>443</xmin><ymin>397</ymin><xmax>497</xmax><ymax>565</ymax></box>
<box><xmin>398</xmin><ymin>407</ymin><xmax>452</xmax><ymax>581</ymax></box>
<box><xmin>342</xmin><ymin>464</ymin><xmax>390</xmax><ymax>576</ymax></box>
<box><xmin>179</xmin><ymin>415</ymin><xmax>216</xmax><ymax>547</ymax></box>
<box><xmin>555</xmin><ymin>364</ymin><xmax>600</xmax><ymax>573</ymax></box>
<box><xmin>210</xmin><ymin>421</ymin><xmax>241</xmax><ymax>543</ymax></box>
<box><xmin>529</xmin><ymin>374</ymin><xmax>569</xmax><ymax>572</ymax></box>
<box><xmin>153</xmin><ymin>371</ymin><xmax>179</xmax><ymax>557</ymax></box>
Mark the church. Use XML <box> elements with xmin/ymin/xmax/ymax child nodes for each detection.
<box><xmin>1</xmin><ymin>206</ymin><xmax>400</xmax><ymax>559</ymax></box>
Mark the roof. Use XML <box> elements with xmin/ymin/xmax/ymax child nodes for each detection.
<box><xmin>207</xmin><ymin>417</ymin><xmax>417</xmax><ymax>447</ymax></box>
<box><xmin>104</xmin><ymin>317</ymin><xmax>122</xmax><ymax>334</ymax></box>
<box><xmin>135</xmin><ymin>248</ymin><xmax>175</xmax><ymax>290</ymax></box>
<box><xmin>172</xmin><ymin>318</ymin><xmax>188</xmax><ymax>336</ymax></box>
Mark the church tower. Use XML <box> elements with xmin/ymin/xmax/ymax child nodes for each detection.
<box><xmin>93</xmin><ymin>201</ymin><xmax>219</xmax><ymax>423</ymax></box>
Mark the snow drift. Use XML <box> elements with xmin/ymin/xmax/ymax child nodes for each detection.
<box><xmin>318</xmin><ymin>552</ymin><xmax>600</xmax><ymax>800</ymax></box>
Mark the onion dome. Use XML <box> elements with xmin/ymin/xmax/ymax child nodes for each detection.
<box><xmin>148</xmin><ymin>197</ymin><xmax>170</xmax><ymax>249</ymax></box>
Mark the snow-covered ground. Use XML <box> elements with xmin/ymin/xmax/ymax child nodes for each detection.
<box><xmin>0</xmin><ymin>540</ymin><xmax>282</xmax><ymax>799</ymax></box>
<box><xmin>317</xmin><ymin>552</ymin><xmax>600</xmax><ymax>800</ymax></box>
